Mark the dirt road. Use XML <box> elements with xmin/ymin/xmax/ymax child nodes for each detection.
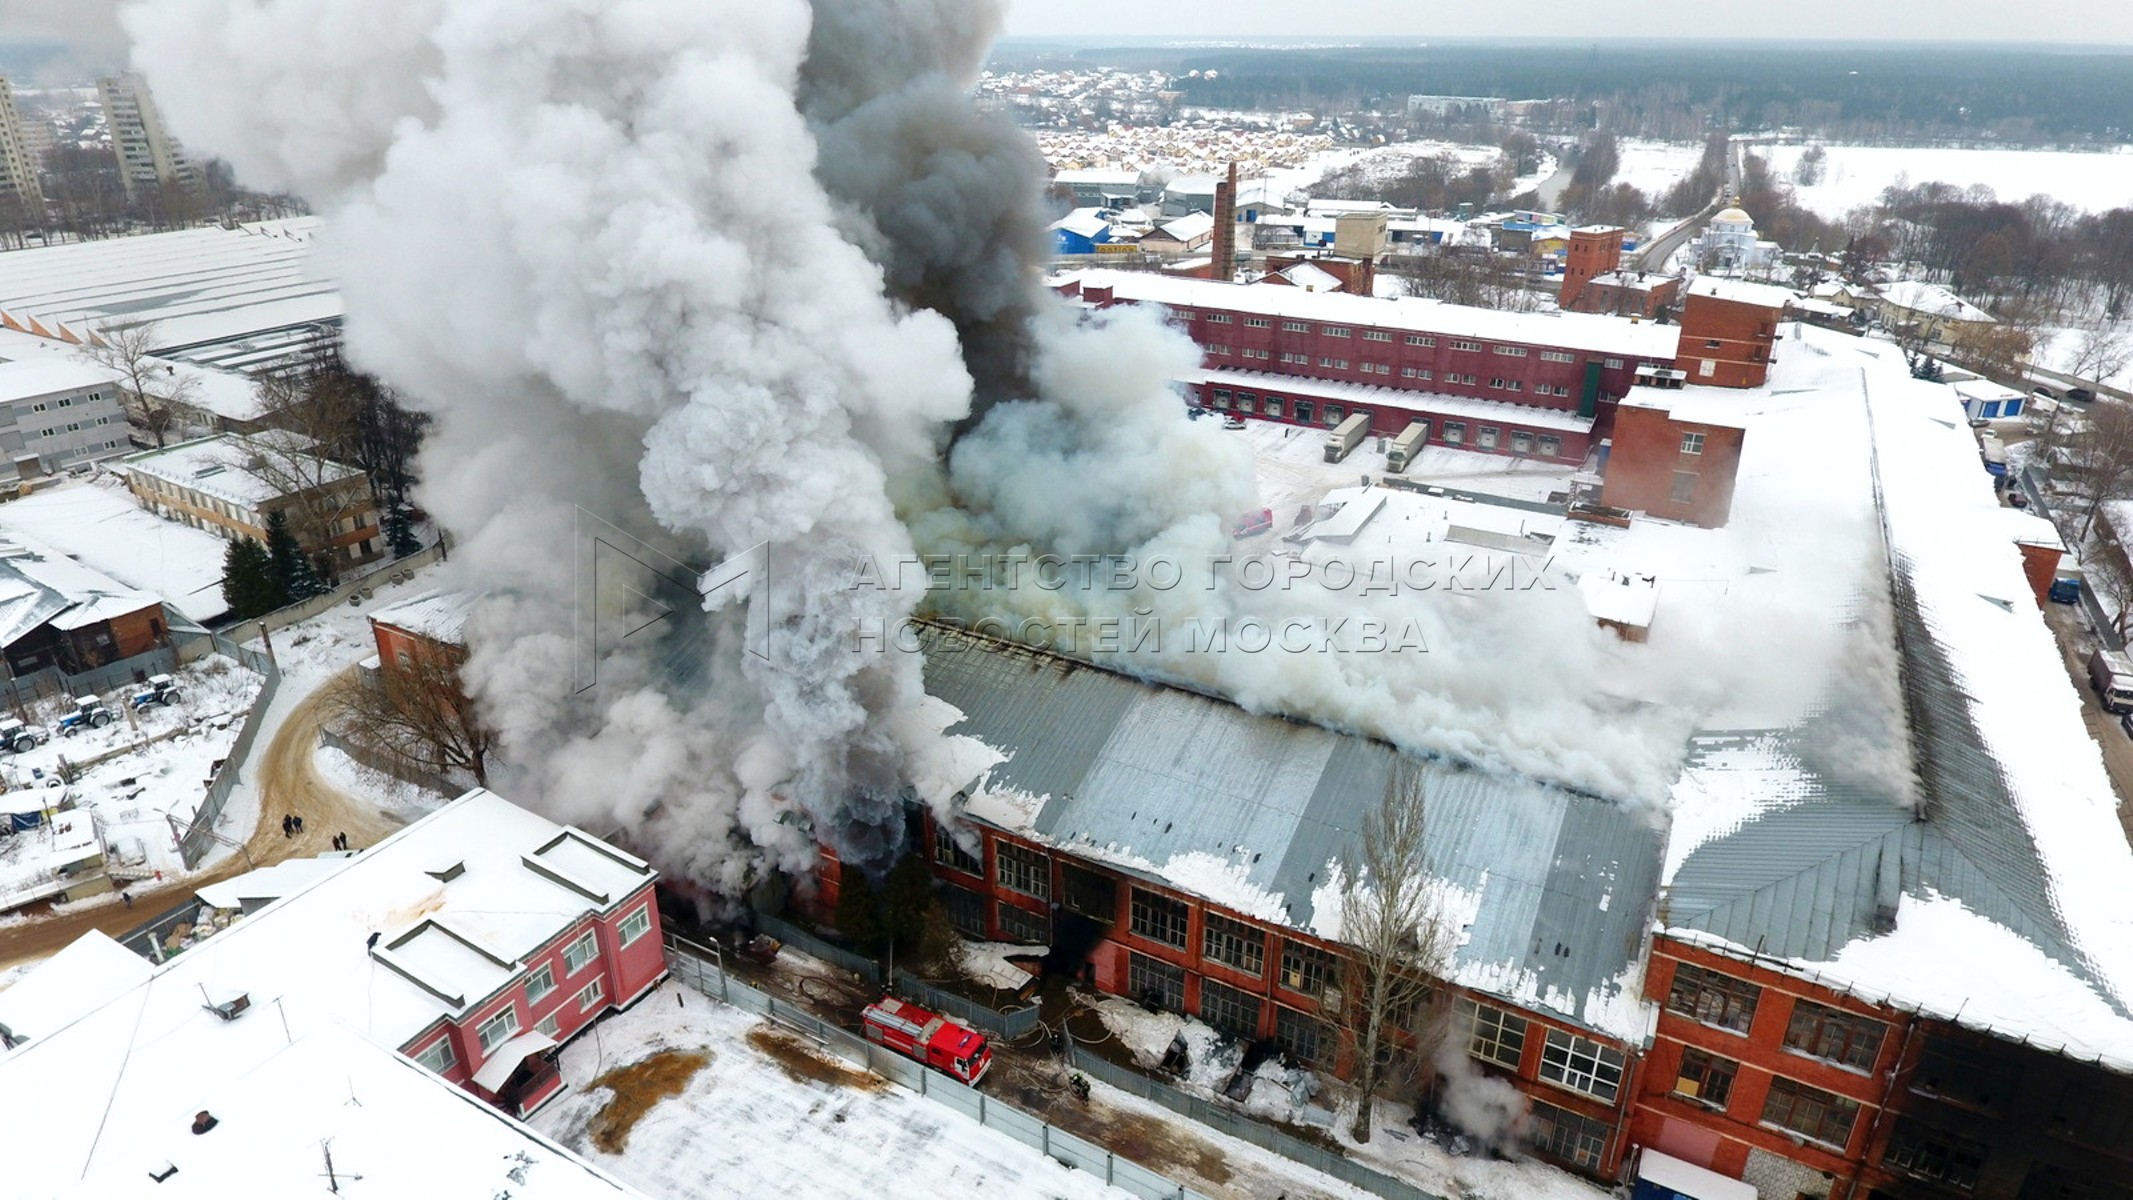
<box><xmin>0</xmin><ymin>669</ymin><xmax>405</xmax><ymax>972</ymax></box>
<box><xmin>2042</xmin><ymin>602</ymin><xmax>2133</xmax><ymax>845</ymax></box>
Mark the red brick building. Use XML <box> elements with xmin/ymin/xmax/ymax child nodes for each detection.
<box><xmin>1058</xmin><ymin>270</ymin><xmax>1683</xmax><ymax>466</ymax></box>
<box><xmin>1601</xmin><ymin>390</ymin><xmax>1749</xmax><ymax>527</ymax></box>
<box><xmin>1560</xmin><ymin>226</ymin><xmax>1625</xmax><ymax>308</ymax></box>
<box><xmin>1558</xmin><ymin>226</ymin><xmax>1680</xmax><ymax>318</ymax></box>
<box><xmin>1676</xmin><ymin>277</ymin><xmax>1793</xmax><ymax>390</ymax></box>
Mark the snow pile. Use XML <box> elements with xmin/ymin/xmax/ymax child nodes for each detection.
<box><xmin>955</xmin><ymin>939</ymin><xmax>1045</xmax><ymax>991</ymax></box>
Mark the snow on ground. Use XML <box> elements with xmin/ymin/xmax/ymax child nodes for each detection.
<box><xmin>0</xmin><ymin>653</ymin><xmax>263</xmax><ymax>884</ymax></box>
<box><xmin>1085</xmin><ymin>996</ymin><xmax>1606</xmax><ymax>1200</ymax></box>
<box><xmin>0</xmin><ymin>476</ymin><xmax>233</xmax><ymax>621</ymax></box>
<box><xmin>954</xmin><ymin>939</ymin><xmax>1045</xmax><ymax>990</ymax></box>
<box><xmin>1612</xmin><ymin>139</ymin><xmax>1707</xmax><ymax>211</ymax></box>
<box><xmin>532</xmin><ymin>980</ymin><xmax>1135</xmax><ymax>1200</ymax></box>
<box><xmin>313</xmin><ymin>744</ymin><xmax>453</xmax><ymax>822</ymax></box>
<box><xmin>1754</xmin><ymin>142</ymin><xmax>2133</xmax><ymax>218</ymax></box>
<box><xmin>1233</xmin><ymin>416</ymin><xmax>1580</xmax><ymax>533</ymax></box>
<box><xmin>2033</xmin><ymin>324</ymin><xmax>2133</xmax><ymax>394</ymax></box>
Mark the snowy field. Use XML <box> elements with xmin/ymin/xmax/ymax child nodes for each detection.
<box><xmin>532</xmin><ymin>980</ymin><xmax>1135</xmax><ymax>1200</ymax></box>
<box><xmin>0</xmin><ymin>477</ymin><xmax>233</xmax><ymax>622</ymax></box>
<box><xmin>0</xmin><ymin>653</ymin><xmax>263</xmax><ymax>902</ymax></box>
<box><xmin>1755</xmin><ymin>142</ymin><xmax>2133</xmax><ymax>217</ymax></box>
<box><xmin>1612</xmin><ymin>139</ymin><xmax>1707</xmax><ymax>211</ymax></box>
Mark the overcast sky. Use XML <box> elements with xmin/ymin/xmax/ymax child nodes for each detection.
<box><xmin>1002</xmin><ymin>0</ymin><xmax>2129</xmax><ymax>44</ymax></box>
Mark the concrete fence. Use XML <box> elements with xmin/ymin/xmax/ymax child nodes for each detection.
<box><xmin>174</xmin><ymin>633</ymin><xmax>282</xmax><ymax>869</ymax></box>
<box><xmin>749</xmin><ymin>910</ymin><xmax>882</xmax><ymax>984</ymax></box>
<box><xmin>247</xmin><ymin>537</ymin><xmax>449</xmax><ymax>636</ymax></box>
<box><xmin>890</xmin><ymin>968</ymin><xmax>1042</xmax><ymax>1040</ymax></box>
<box><xmin>662</xmin><ymin>935</ymin><xmax>1208</xmax><ymax>1200</ymax></box>
<box><xmin>315</xmin><ymin>725</ymin><xmax>459</xmax><ymax>800</ymax></box>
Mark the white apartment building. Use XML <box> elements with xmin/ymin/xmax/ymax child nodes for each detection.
<box><xmin>0</xmin><ymin>78</ymin><xmax>42</xmax><ymax>216</ymax></box>
<box><xmin>0</xmin><ymin>359</ymin><xmax>129</xmax><ymax>481</ymax></box>
<box><xmin>96</xmin><ymin>74</ymin><xmax>196</xmax><ymax>201</ymax></box>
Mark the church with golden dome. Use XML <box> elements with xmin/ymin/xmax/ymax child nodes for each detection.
<box><xmin>1687</xmin><ymin>198</ymin><xmax>1782</xmax><ymax>272</ymax></box>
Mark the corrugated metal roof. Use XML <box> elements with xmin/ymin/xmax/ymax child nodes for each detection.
<box><xmin>919</xmin><ymin>622</ymin><xmax>1663</xmax><ymax>1037</ymax></box>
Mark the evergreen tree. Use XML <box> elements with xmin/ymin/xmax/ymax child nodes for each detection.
<box><xmin>222</xmin><ymin>537</ymin><xmax>286</xmax><ymax>619</ymax></box>
<box><xmin>385</xmin><ymin>503</ymin><xmax>422</xmax><ymax>558</ymax></box>
<box><xmin>264</xmin><ymin>509</ymin><xmax>328</xmax><ymax>601</ymax></box>
<box><xmin>834</xmin><ymin>863</ymin><xmax>885</xmax><ymax>951</ymax></box>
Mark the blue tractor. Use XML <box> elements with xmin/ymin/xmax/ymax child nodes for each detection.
<box><xmin>56</xmin><ymin>697</ymin><xmax>114</xmax><ymax>737</ymax></box>
<box><xmin>130</xmin><ymin>674</ymin><xmax>183</xmax><ymax>710</ymax></box>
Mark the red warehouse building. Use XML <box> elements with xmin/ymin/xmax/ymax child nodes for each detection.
<box><xmin>1601</xmin><ymin>389</ymin><xmax>1749</xmax><ymax>527</ymax></box>
<box><xmin>1056</xmin><ymin>270</ymin><xmax>1683</xmax><ymax>465</ymax></box>
<box><xmin>905</xmin><ymin>621</ymin><xmax>1665</xmax><ymax>1181</ymax></box>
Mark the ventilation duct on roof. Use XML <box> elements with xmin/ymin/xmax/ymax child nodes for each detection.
<box><xmin>426</xmin><ymin>861</ymin><xmax>465</xmax><ymax>883</ymax></box>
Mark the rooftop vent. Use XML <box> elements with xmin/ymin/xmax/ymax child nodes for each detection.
<box><xmin>148</xmin><ymin>1162</ymin><xmax>178</xmax><ymax>1183</ymax></box>
<box><xmin>200</xmin><ymin>989</ymin><xmax>250</xmax><ymax>1022</ymax></box>
<box><xmin>191</xmin><ymin>465</ymin><xmax>226</xmax><ymax>479</ymax></box>
<box><xmin>426</xmin><ymin>861</ymin><xmax>465</xmax><ymax>883</ymax></box>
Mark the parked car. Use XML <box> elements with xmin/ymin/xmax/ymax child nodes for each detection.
<box><xmin>1222</xmin><ymin>416</ymin><xmax>1246</xmax><ymax>430</ymax></box>
<box><xmin>2066</xmin><ymin>387</ymin><xmax>2097</xmax><ymax>405</ymax></box>
<box><xmin>2031</xmin><ymin>384</ymin><xmax>2059</xmax><ymax>401</ymax></box>
<box><xmin>2120</xmin><ymin>710</ymin><xmax>2133</xmax><ymax>739</ymax></box>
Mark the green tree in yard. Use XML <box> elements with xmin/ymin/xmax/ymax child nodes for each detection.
<box><xmin>385</xmin><ymin>503</ymin><xmax>422</xmax><ymax>558</ymax></box>
<box><xmin>264</xmin><ymin>509</ymin><xmax>328</xmax><ymax>601</ymax></box>
<box><xmin>835</xmin><ymin>863</ymin><xmax>886</xmax><ymax>951</ymax></box>
<box><xmin>222</xmin><ymin>537</ymin><xmax>286</xmax><ymax>619</ymax></box>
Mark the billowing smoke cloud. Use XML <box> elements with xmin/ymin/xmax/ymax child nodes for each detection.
<box><xmin>1432</xmin><ymin>1044</ymin><xmax>1529</xmax><ymax>1150</ymax></box>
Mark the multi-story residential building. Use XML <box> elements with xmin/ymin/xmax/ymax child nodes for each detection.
<box><xmin>122</xmin><ymin>432</ymin><xmax>385</xmax><ymax>569</ymax></box>
<box><xmin>0</xmin><ymin>77</ymin><xmax>43</xmax><ymax>217</ymax></box>
<box><xmin>0</xmin><ymin>358</ymin><xmax>131</xmax><ymax>481</ymax></box>
<box><xmin>1056</xmin><ymin>270</ymin><xmax>1684</xmax><ymax>465</ymax></box>
<box><xmin>96</xmin><ymin>74</ymin><xmax>197</xmax><ymax>202</ymax></box>
<box><xmin>0</xmin><ymin>789</ymin><xmax>662</xmax><ymax>1196</ymax></box>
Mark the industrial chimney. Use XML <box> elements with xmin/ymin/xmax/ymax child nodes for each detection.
<box><xmin>1210</xmin><ymin>161</ymin><xmax>1238</xmax><ymax>283</ymax></box>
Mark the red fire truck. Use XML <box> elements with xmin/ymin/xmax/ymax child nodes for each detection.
<box><xmin>861</xmin><ymin>997</ymin><xmax>993</xmax><ymax>1085</ymax></box>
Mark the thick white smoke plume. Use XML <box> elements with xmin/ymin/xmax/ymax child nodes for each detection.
<box><xmin>108</xmin><ymin>0</ymin><xmax>1900</xmax><ymax>895</ymax></box>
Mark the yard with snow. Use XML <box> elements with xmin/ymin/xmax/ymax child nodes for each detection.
<box><xmin>0</xmin><ymin>477</ymin><xmax>233</xmax><ymax>622</ymax></box>
<box><xmin>532</xmin><ymin>980</ymin><xmax>1135</xmax><ymax>1200</ymax></box>
<box><xmin>1754</xmin><ymin>142</ymin><xmax>2133</xmax><ymax>217</ymax></box>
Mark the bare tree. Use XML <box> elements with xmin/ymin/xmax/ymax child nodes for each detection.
<box><xmin>2066</xmin><ymin>328</ymin><xmax>2133</xmax><ymax>390</ymax></box>
<box><xmin>2084</xmin><ymin>541</ymin><xmax>2133</xmax><ymax>646</ymax></box>
<box><xmin>319</xmin><ymin>651</ymin><xmax>492</xmax><ymax>787</ymax></box>
<box><xmin>241</xmin><ymin>374</ymin><xmax>376</xmax><ymax>578</ymax></box>
<box><xmin>76</xmin><ymin>323</ymin><xmax>202</xmax><ymax>448</ymax></box>
<box><xmin>2064</xmin><ymin>400</ymin><xmax>2133</xmax><ymax>544</ymax></box>
<box><xmin>1339</xmin><ymin>760</ymin><xmax>1456</xmax><ymax>1144</ymax></box>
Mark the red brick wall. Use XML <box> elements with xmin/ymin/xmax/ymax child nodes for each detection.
<box><xmin>2015</xmin><ymin>541</ymin><xmax>2061</xmax><ymax>609</ymax></box>
<box><xmin>1191</xmin><ymin>380</ymin><xmax>1593</xmax><ymax>464</ymax></box>
<box><xmin>1676</xmin><ymin>293</ymin><xmax>1781</xmax><ymax>389</ymax></box>
<box><xmin>106</xmin><ymin>604</ymin><xmax>167</xmax><ymax>659</ymax></box>
<box><xmin>1601</xmin><ymin>404</ymin><xmax>1746</xmax><ymax>527</ymax></box>
<box><xmin>1560</xmin><ymin>228</ymin><xmax>1625</xmax><ymax>308</ymax></box>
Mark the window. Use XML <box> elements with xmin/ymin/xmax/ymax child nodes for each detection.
<box><xmin>1401</xmin><ymin>367</ymin><xmax>1433</xmax><ymax>380</ymax></box>
<box><xmin>1283</xmin><ymin>320</ymin><xmax>1311</xmax><ymax>333</ymax></box>
<box><xmin>1322</xmin><ymin>325</ymin><xmax>1350</xmax><ymax>338</ymax></box>
<box><xmin>1705</xmin><ymin>339</ymin><xmax>1722</xmax><ymax>349</ymax></box>
<box><xmin>1280</xmin><ymin>940</ymin><xmax>1337</xmax><ymax>997</ymax></box>
<box><xmin>1673</xmin><ymin>1047</ymin><xmax>1739</xmax><ymax>1109</ymax></box>
<box><xmin>1885</xmin><ymin>1119</ymin><xmax>1988</xmax><ymax>1191</ymax></box>
<box><xmin>1442</xmin><ymin>421</ymin><xmax>1465</xmax><ymax>445</ymax></box>
<box><xmin>1208</xmin><ymin>344</ymin><xmax>1232</xmax><ymax>356</ymax></box>
<box><xmin>1511</xmin><ymin>431</ymin><xmax>1533</xmax><ymax>454</ymax></box>
<box><xmin>1457</xmin><ymin>998</ymin><xmax>1528</xmax><ymax>1070</ymax></box>
<box><xmin>1280</xmin><ymin>351</ymin><xmax>1307</xmax><ymax>364</ymax></box>
<box><xmin>1539</xmin><ymin>1029</ymin><xmax>1625</xmax><ymax>1103</ymax></box>
<box><xmin>1245</xmin><ymin>317</ymin><xmax>1271</xmax><ymax>328</ymax></box>
<box><xmin>1450</xmin><ymin>339</ymin><xmax>1482</xmax><ymax>352</ymax></box>
<box><xmin>1199</xmin><ymin>980</ymin><xmax>1262</xmax><ymax>1039</ymax></box>
<box><xmin>1605</xmin><ymin>357</ymin><xmax>1625</xmax><ymax>369</ymax></box>
<box><xmin>1129</xmin><ymin>952</ymin><xmax>1185</xmax><ymax>1011</ymax></box>
<box><xmin>1245</xmin><ymin>348</ymin><xmax>1270</xmax><ymax>360</ymax></box>
<box><xmin>943</xmin><ymin>884</ymin><xmax>987</xmax><ymax>936</ymax></box>
<box><xmin>1062</xmin><ymin>864</ymin><xmax>1118</xmax><ymax>921</ymax></box>
<box><xmin>996</xmin><ymin>841</ymin><xmax>1051</xmax><ymax>899</ymax></box>
<box><xmin>1238</xmin><ymin>395</ymin><xmax>1256</xmax><ymax>413</ymax></box>
<box><xmin>1489</xmin><ymin>377</ymin><xmax>1510</xmax><ymax>390</ymax></box>
<box><xmin>477</xmin><ymin>1006</ymin><xmax>520</xmax><ymax>1053</ymax></box>
<box><xmin>1910</xmin><ymin>1038</ymin><xmax>2017</xmax><ymax>1113</ymax></box>
<box><xmin>1323</xmin><ymin>404</ymin><xmax>1345</xmax><ymax>424</ymax></box>
<box><xmin>1699</xmin><ymin>359</ymin><xmax>1717</xmax><ymax>378</ymax></box>
<box><xmin>1503</xmin><ymin>380</ymin><xmax>1522</xmax><ymax>391</ymax></box>
<box><xmin>1211</xmin><ymin>387</ymin><xmax>1232</xmax><ymax>406</ymax></box>
<box><xmin>576</xmin><ymin>978</ymin><xmax>605</xmax><ymax>1012</ymax></box>
<box><xmin>1670</xmin><ymin>471</ymin><xmax>1698</xmax><ymax>504</ymax></box>
<box><xmin>1207</xmin><ymin>312</ymin><xmax>1232</xmax><ymax>324</ymax></box>
<box><xmin>1275</xmin><ymin>1007</ymin><xmax>1331</xmax><ymax>1067</ymax></box>
<box><xmin>1405</xmin><ymin>335</ymin><xmax>1435</xmax><ymax>347</ymax></box>
<box><xmin>1264</xmin><ymin>398</ymin><xmax>1283</xmax><ymax>418</ymax></box>
<box><xmin>1294</xmin><ymin>400</ymin><xmax>1314</xmax><ymax>424</ymax></box>
<box><xmin>55</xmin><ymin>396</ymin><xmax>72</xmax><ymax>407</ymax></box>
<box><xmin>29</xmin><ymin>402</ymin><xmax>44</xmax><ymax>412</ymax></box>
<box><xmin>1761</xmin><ymin>1075</ymin><xmax>1860</xmax><ymax>1148</ymax></box>
<box><xmin>562</xmin><ymin>930</ymin><xmax>599</xmax><ymax>974</ymax></box>
<box><xmin>1494</xmin><ymin>345</ymin><xmax>1528</xmax><ymax>357</ymax></box>
<box><xmin>1541</xmin><ymin>350</ymin><xmax>1576</xmax><ymax>364</ymax></box>
<box><xmin>1477</xmin><ymin>426</ymin><xmax>1500</xmax><ymax>450</ymax></box>
<box><xmin>934</xmin><ymin>831</ymin><xmax>981</xmax><ymax>874</ymax></box>
<box><xmin>1203</xmin><ymin>913</ymin><xmax>1266</xmax><ymax>976</ymax></box>
<box><xmin>525</xmin><ymin>964</ymin><xmax>556</xmax><ymax>1006</ymax></box>
<box><xmin>1130</xmin><ymin>888</ymin><xmax>1189</xmax><ymax>948</ymax></box>
<box><xmin>1680</xmin><ymin>432</ymin><xmax>1706</xmax><ymax>455</ymax></box>
<box><xmin>618</xmin><ymin>905</ymin><xmax>652</xmax><ymax>946</ymax></box>
<box><xmin>997</xmin><ymin>901</ymin><xmax>1049</xmax><ymax>944</ymax></box>
<box><xmin>1783</xmin><ymin>1000</ymin><xmax>1886</xmax><ymax>1071</ymax></box>
<box><xmin>1363</xmin><ymin>330</ymin><xmax>1393</xmax><ymax>342</ymax></box>
<box><xmin>1529</xmin><ymin>1100</ymin><xmax>1610</xmax><ymax>1170</ymax></box>
<box><xmin>536</xmin><ymin>1012</ymin><xmax>561</xmax><ymax>1038</ymax></box>
<box><xmin>1666</xmin><ymin>963</ymin><xmax>1760</xmax><ymax>1032</ymax></box>
<box><xmin>414</xmin><ymin>1038</ymin><xmax>458</xmax><ymax>1074</ymax></box>
<box><xmin>1447</xmin><ymin>372</ymin><xmax>1477</xmax><ymax>386</ymax></box>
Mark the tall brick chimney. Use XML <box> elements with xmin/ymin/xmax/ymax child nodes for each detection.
<box><xmin>1211</xmin><ymin>161</ymin><xmax>1238</xmax><ymax>283</ymax></box>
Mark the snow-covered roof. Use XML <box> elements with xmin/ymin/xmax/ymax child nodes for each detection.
<box><xmin>1878</xmin><ymin>279</ymin><xmax>1994</xmax><ymax>323</ymax></box>
<box><xmin>0</xmin><ymin>482</ymin><xmax>232</xmax><ymax>621</ymax></box>
<box><xmin>0</xmin><ymin>931</ymin><xmax>150</xmax><ymax>1053</ymax></box>
<box><xmin>194</xmin><ymin>854</ymin><xmax>354</xmax><ymax>910</ymax></box>
<box><xmin>1050</xmin><ymin>208</ymin><xmax>1112</xmax><ymax>240</ymax></box>
<box><xmin>920</xmin><ymin>622</ymin><xmax>1662</xmax><ymax>1042</ymax></box>
<box><xmin>0</xmin><ymin>531</ymin><xmax>161</xmax><ymax>647</ymax></box>
<box><xmin>0</xmin><ymin>790</ymin><xmax>656</xmax><ymax>1194</ymax></box>
<box><xmin>1062</xmin><ymin>268</ymin><xmax>1682</xmax><ymax>361</ymax></box>
<box><xmin>1686</xmin><ymin>275</ymin><xmax>1797</xmax><ymax>310</ymax></box>
<box><xmin>370</xmin><ymin>588</ymin><xmax>476</xmax><ymax>647</ymax></box>
<box><xmin>0</xmin><ymin>327</ymin><xmax>269</xmax><ymax>423</ymax></box>
<box><xmin>1950</xmin><ymin>378</ymin><xmax>2024</xmax><ymax>405</ymax></box>
<box><xmin>1155</xmin><ymin>211</ymin><xmax>1216</xmax><ymax>242</ymax></box>
<box><xmin>1619</xmin><ymin>384</ymin><xmax>1754</xmax><ymax>430</ymax></box>
<box><xmin>1191</xmin><ymin>368</ymin><xmax>1598</xmax><ymax>435</ymax></box>
<box><xmin>1272</xmin><ymin>261</ymin><xmax>1343</xmax><ymax>292</ymax></box>
<box><xmin>1662</xmin><ymin>328</ymin><xmax>2133</xmax><ymax>1070</ymax></box>
<box><xmin>1578</xmin><ymin>569</ymin><xmax>1660</xmax><ymax>628</ymax></box>
<box><xmin>121</xmin><ymin>432</ymin><xmax>364</xmax><ymax>509</ymax></box>
<box><xmin>0</xmin><ymin>357</ymin><xmax>120</xmax><ymax>402</ymax></box>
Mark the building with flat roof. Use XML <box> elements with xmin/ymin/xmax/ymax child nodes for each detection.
<box><xmin>0</xmin><ymin>357</ymin><xmax>131</xmax><ymax>481</ymax></box>
<box><xmin>122</xmin><ymin>432</ymin><xmax>384</xmax><ymax>570</ymax></box>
